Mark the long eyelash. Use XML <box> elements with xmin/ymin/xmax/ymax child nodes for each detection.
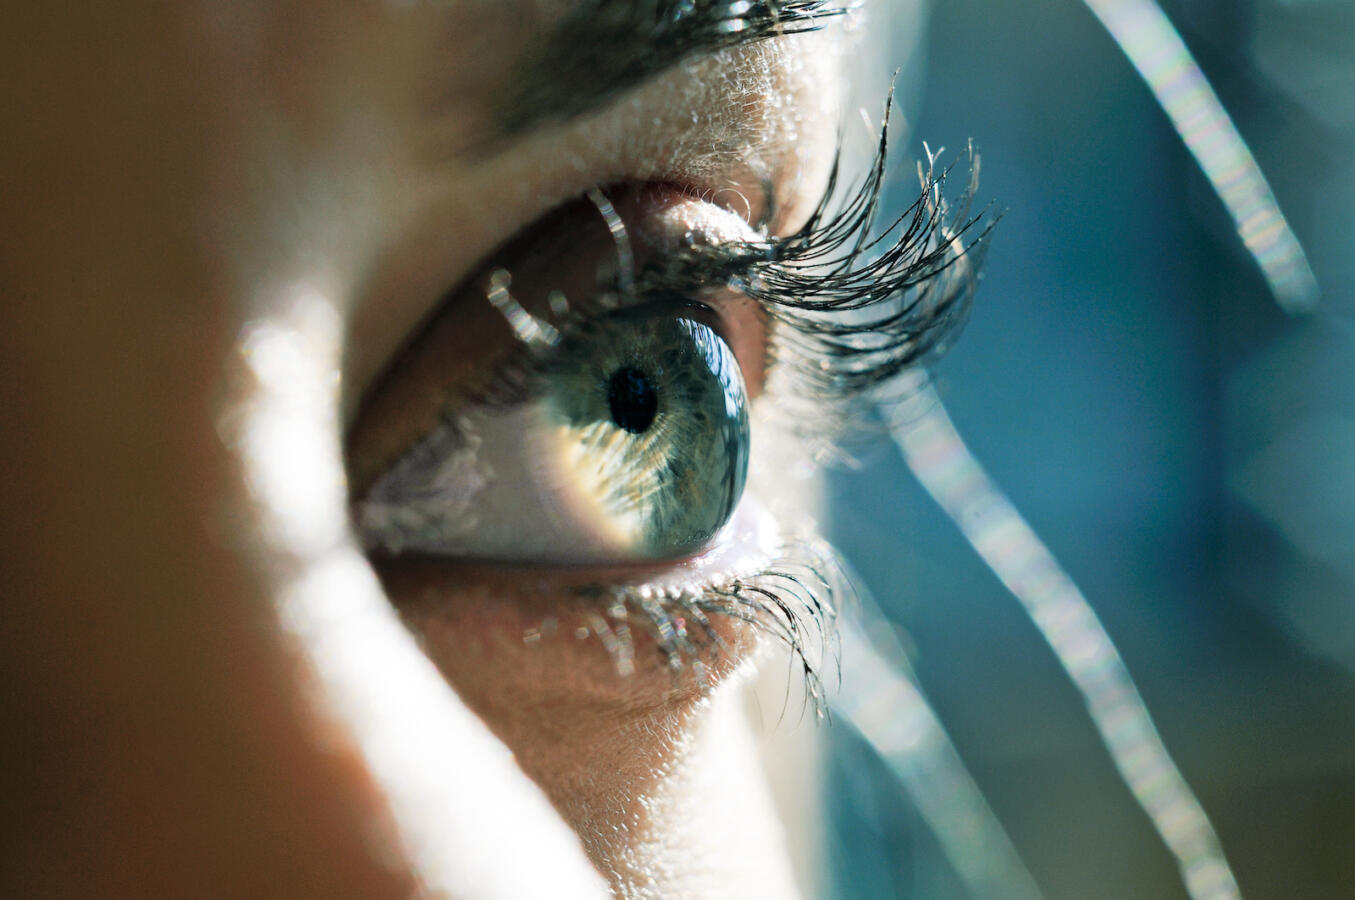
<box><xmin>637</xmin><ymin>95</ymin><xmax>996</xmax><ymax>451</ymax></box>
<box><xmin>763</xmin><ymin>139</ymin><xmax>992</xmax><ymax>397</ymax></box>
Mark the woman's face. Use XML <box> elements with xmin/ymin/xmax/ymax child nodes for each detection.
<box><xmin>2</xmin><ymin>2</ymin><xmax>872</xmax><ymax>896</ymax></box>
<box><xmin>330</xmin><ymin>0</ymin><xmax>848</xmax><ymax>881</ymax></box>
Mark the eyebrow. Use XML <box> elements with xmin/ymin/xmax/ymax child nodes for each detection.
<box><xmin>492</xmin><ymin>0</ymin><xmax>845</xmax><ymax>142</ymax></box>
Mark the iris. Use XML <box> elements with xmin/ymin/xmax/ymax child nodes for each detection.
<box><xmin>543</xmin><ymin>308</ymin><xmax>750</xmax><ymax>559</ymax></box>
<box><xmin>355</xmin><ymin>305</ymin><xmax>751</xmax><ymax>564</ymax></box>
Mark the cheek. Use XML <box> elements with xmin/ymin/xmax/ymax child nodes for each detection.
<box><xmin>373</xmin><ymin>560</ymin><xmax>762</xmax><ymax>812</ymax></box>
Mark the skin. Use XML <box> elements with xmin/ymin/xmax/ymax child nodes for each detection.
<box><xmin>1</xmin><ymin>3</ymin><xmax>851</xmax><ymax>896</ymax></box>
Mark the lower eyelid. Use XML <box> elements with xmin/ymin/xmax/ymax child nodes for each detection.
<box><xmin>370</xmin><ymin>496</ymin><xmax>840</xmax><ymax>690</ymax></box>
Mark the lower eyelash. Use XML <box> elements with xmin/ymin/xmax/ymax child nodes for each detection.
<box><xmin>567</xmin><ymin>533</ymin><xmax>849</xmax><ymax>711</ymax></box>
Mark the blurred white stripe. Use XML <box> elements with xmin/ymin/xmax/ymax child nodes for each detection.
<box><xmin>1082</xmin><ymin>0</ymin><xmax>1318</xmax><ymax>312</ymax></box>
<box><xmin>835</xmin><ymin>599</ymin><xmax>1046</xmax><ymax>900</ymax></box>
<box><xmin>890</xmin><ymin>382</ymin><xmax>1241</xmax><ymax>900</ymax></box>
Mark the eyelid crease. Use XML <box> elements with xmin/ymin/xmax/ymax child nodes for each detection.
<box><xmin>489</xmin><ymin>0</ymin><xmax>849</xmax><ymax>144</ymax></box>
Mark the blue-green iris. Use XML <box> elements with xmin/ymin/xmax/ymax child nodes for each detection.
<box><xmin>541</xmin><ymin>307</ymin><xmax>750</xmax><ymax>559</ymax></box>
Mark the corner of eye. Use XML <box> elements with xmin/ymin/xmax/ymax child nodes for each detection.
<box><xmin>342</xmin><ymin>383</ymin><xmax>431</xmax><ymax>502</ymax></box>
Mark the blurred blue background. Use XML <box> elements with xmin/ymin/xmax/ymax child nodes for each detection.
<box><xmin>822</xmin><ymin>1</ymin><xmax>1355</xmax><ymax>897</ymax></box>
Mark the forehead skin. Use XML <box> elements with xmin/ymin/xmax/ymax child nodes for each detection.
<box><xmin>0</xmin><ymin>2</ymin><xmax>847</xmax><ymax>897</ymax></box>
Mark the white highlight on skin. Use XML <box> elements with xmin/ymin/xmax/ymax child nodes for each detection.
<box><xmin>233</xmin><ymin>287</ymin><xmax>608</xmax><ymax>899</ymax></box>
<box><xmin>599</xmin><ymin>680</ymin><xmax>804</xmax><ymax>900</ymax></box>
<box><xmin>239</xmin><ymin>296</ymin><xmax>349</xmax><ymax>558</ymax></box>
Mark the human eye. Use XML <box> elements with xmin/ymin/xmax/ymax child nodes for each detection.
<box><xmin>345</xmin><ymin>112</ymin><xmax>991</xmax><ymax>685</ymax></box>
<box><xmin>349</xmin><ymin>190</ymin><xmax>753</xmax><ymax>566</ymax></box>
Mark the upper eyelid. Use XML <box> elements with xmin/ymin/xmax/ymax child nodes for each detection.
<box><xmin>441</xmin><ymin>231</ymin><xmax>769</xmax><ymax>408</ymax></box>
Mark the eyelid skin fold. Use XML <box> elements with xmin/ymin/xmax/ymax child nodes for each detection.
<box><xmin>493</xmin><ymin>0</ymin><xmax>848</xmax><ymax>141</ymax></box>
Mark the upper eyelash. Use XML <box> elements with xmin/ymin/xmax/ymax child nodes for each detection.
<box><xmin>637</xmin><ymin>99</ymin><xmax>996</xmax><ymax>449</ymax></box>
<box><xmin>475</xmin><ymin>95</ymin><xmax>995</xmax><ymax>425</ymax></box>
<box><xmin>758</xmin><ymin>138</ymin><xmax>992</xmax><ymax>396</ymax></box>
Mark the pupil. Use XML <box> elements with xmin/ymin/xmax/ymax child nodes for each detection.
<box><xmin>607</xmin><ymin>366</ymin><xmax>658</xmax><ymax>434</ymax></box>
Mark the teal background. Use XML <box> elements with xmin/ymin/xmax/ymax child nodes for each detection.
<box><xmin>823</xmin><ymin>1</ymin><xmax>1355</xmax><ymax>897</ymax></box>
